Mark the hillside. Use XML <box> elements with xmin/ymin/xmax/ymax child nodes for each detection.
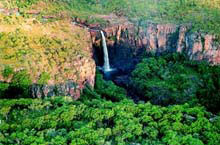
<box><xmin>0</xmin><ymin>1</ymin><xmax>98</xmax><ymax>98</ymax></box>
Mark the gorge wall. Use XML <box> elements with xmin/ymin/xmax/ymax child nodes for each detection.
<box><xmin>1</xmin><ymin>9</ymin><xmax>220</xmax><ymax>99</ymax></box>
<box><xmin>89</xmin><ymin>16</ymin><xmax>220</xmax><ymax>74</ymax></box>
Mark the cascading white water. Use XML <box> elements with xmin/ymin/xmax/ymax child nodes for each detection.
<box><xmin>101</xmin><ymin>31</ymin><xmax>111</xmax><ymax>72</ymax></box>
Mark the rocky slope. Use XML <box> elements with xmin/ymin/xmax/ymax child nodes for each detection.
<box><xmin>0</xmin><ymin>13</ymin><xmax>95</xmax><ymax>99</ymax></box>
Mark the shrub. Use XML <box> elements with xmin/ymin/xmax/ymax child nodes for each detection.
<box><xmin>0</xmin><ymin>68</ymin><xmax>32</xmax><ymax>98</ymax></box>
<box><xmin>15</xmin><ymin>0</ymin><xmax>40</xmax><ymax>8</ymax></box>
<box><xmin>2</xmin><ymin>66</ymin><xmax>14</xmax><ymax>79</ymax></box>
<box><xmin>0</xmin><ymin>83</ymin><xmax>9</xmax><ymax>98</ymax></box>
<box><xmin>95</xmin><ymin>71</ymin><xmax>127</xmax><ymax>101</ymax></box>
<box><xmin>37</xmin><ymin>72</ymin><xmax>51</xmax><ymax>85</ymax></box>
<box><xmin>4</xmin><ymin>70</ymin><xmax>32</xmax><ymax>98</ymax></box>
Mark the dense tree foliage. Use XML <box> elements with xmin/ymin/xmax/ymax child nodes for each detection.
<box><xmin>0</xmin><ymin>62</ymin><xmax>219</xmax><ymax>144</ymax></box>
<box><xmin>131</xmin><ymin>53</ymin><xmax>220</xmax><ymax>113</ymax></box>
<box><xmin>94</xmin><ymin>72</ymin><xmax>127</xmax><ymax>102</ymax></box>
<box><xmin>0</xmin><ymin>96</ymin><xmax>219</xmax><ymax>145</ymax></box>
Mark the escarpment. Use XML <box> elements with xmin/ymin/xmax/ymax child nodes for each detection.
<box><xmin>90</xmin><ymin>15</ymin><xmax>220</xmax><ymax>74</ymax></box>
<box><xmin>0</xmin><ymin>10</ymin><xmax>219</xmax><ymax>99</ymax></box>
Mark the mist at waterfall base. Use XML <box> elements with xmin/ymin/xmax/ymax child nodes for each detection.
<box><xmin>98</xmin><ymin>31</ymin><xmax>118</xmax><ymax>80</ymax></box>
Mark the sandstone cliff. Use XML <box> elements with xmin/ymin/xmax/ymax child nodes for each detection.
<box><xmin>90</xmin><ymin>15</ymin><xmax>220</xmax><ymax>72</ymax></box>
<box><xmin>1</xmin><ymin>8</ymin><xmax>219</xmax><ymax>99</ymax></box>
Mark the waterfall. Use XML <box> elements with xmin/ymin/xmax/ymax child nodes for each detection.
<box><xmin>101</xmin><ymin>31</ymin><xmax>111</xmax><ymax>72</ymax></box>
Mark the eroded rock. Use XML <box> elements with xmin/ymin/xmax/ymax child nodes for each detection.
<box><xmin>91</xmin><ymin>17</ymin><xmax>220</xmax><ymax>66</ymax></box>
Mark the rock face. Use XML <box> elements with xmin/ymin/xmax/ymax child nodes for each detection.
<box><xmin>91</xmin><ymin>16</ymin><xmax>220</xmax><ymax>73</ymax></box>
<box><xmin>31</xmin><ymin>81</ymin><xmax>82</xmax><ymax>100</ymax></box>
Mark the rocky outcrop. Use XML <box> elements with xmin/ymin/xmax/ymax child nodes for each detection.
<box><xmin>31</xmin><ymin>81</ymin><xmax>82</xmax><ymax>100</ymax></box>
<box><xmin>30</xmin><ymin>56</ymin><xmax>96</xmax><ymax>99</ymax></box>
<box><xmin>90</xmin><ymin>16</ymin><xmax>220</xmax><ymax>70</ymax></box>
<box><xmin>186</xmin><ymin>33</ymin><xmax>220</xmax><ymax>64</ymax></box>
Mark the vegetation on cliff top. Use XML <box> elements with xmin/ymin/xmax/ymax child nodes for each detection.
<box><xmin>2</xmin><ymin>0</ymin><xmax>220</xmax><ymax>35</ymax></box>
